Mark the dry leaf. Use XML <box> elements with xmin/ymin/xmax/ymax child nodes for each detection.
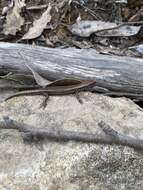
<box><xmin>70</xmin><ymin>20</ymin><xmax>141</xmax><ymax>37</ymax></box>
<box><xmin>72</xmin><ymin>40</ymin><xmax>94</xmax><ymax>49</ymax></box>
<box><xmin>3</xmin><ymin>0</ymin><xmax>25</xmax><ymax>35</ymax></box>
<box><xmin>22</xmin><ymin>4</ymin><xmax>52</xmax><ymax>40</ymax></box>
<box><xmin>129</xmin><ymin>44</ymin><xmax>143</xmax><ymax>57</ymax></box>
<box><xmin>45</xmin><ymin>37</ymin><xmax>54</xmax><ymax>47</ymax></box>
<box><xmin>19</xmin><ymin>52</ymin><xmax>51</xmax><ymax>87</ymax></box>
<box><xmin>2</xmin><ymin>1</ymin><xmax>14</xmax><ymax>15</ymax></box>
<box><xmin>25</xmin><ymin>63</ymin><xmax>51</xmax><ymax>87</ymax></box>
<box><xmin>69</xmin><ymin>20</ymin><xmax>117</xmax><ymax>37</ymax></box>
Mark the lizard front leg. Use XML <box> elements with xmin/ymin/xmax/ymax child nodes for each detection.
<box><xmin>74</xmin><ymin>90</ymin><xmax>83</xmax><ymax>104</ymax></box>
<box><xmin>40</xmin><ymin>93</ymin><xmax>49</xmax><ymax>108</ymax></box>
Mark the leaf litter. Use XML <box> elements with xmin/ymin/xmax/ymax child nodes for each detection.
<box><xmin>22</xmin><ymin>4</ymin><xmax>52</xmax><ymax>40</ymax></box>
<box><xmin>0</xmin><ymin>0</ymin><xmax>143</xmax><ymax>57</ymax></box>
<box><xmin>3</xmin><ymin>0</ymin><xmax>26</xmax><ymax>35</ymax></box>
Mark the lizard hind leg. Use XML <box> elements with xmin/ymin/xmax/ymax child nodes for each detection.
<box><xmin>74</xmin><ymin>90</ymin><xmax>83</xmax><ymax>104</ymax></box>
<box><xmin>40</xmin><ymin>93</ymin><xmax>49</xmax><ymax>109</ymax></box>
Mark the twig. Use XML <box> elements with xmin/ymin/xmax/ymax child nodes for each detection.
<box><xmin>98</xmin><ymin>121</ymin><xmax>143</xmax><ymax>150</ymax></box>
<box><xmin>0</xmin><ymin>84</ymin><xmax>39</xmax><ymax>90</ymax></box>
<box><xmin>0</xmin><ymin>117</ymin><xmax>143</xmax><ymax>150</ymax></box>
<box><xmin>72</xmin><ymin>1</ymin><xmax>102</xmax><ymax>20</ymax></box>
<box><xmin>26</xmin><ymin>4</ymin><xmax>48</xmax><ymax>11</ymax></box>
<box><xmin>95</xmin><ymin>21</ymin><xmax>143</xmax><ymax>36</ymax></box>
<box><xmin>0</xmin><ymin>72</ymin><xmax>25</xmax><ymax>85</ymax></box>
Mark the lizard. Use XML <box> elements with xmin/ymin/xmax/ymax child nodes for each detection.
<box><xmin>5</xmin><ymin>79</ymin><xmax>96</xmax><ymax>107</ymax></box>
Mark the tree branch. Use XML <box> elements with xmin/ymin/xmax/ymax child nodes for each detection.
<box><xmin>0</xmin><ymin>116</ymin><xmax>143</xmax><ymax>150</ymax></box>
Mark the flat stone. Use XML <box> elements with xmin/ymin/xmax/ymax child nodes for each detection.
<box><xmin>0</xmin><ymin>92</ymin><xmax>143</xmax><ymax>190</ymax></box>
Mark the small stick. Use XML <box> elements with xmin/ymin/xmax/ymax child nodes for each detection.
<box><xmin>0</xmin><ymin>117</ymin><xmax>143</xmax><ymax>150</ymax></box>
<box><xmin>98</xmin><ymin>121</ymin><xmax>143</xmax><ymax>150</ymax></box>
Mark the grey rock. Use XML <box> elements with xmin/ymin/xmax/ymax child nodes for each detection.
<box><xmin>0</xmin><ymin>92</ymin><xmax>143</xmax><ymax>190</ymax></box>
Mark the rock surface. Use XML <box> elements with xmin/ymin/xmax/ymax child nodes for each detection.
<box><xmin>0</xmin><ymin>92</ymin><xmax>143</xmax><ymax>190</ymax></box>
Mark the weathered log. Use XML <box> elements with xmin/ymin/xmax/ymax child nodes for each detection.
<box><xmin>0</xmin><ymin>42</ymin><xmax>143</xmax><ymax>94</ymax></box>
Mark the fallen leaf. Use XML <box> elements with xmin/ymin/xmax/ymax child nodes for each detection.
<box><xmin>3</xmin><ymin>0</ymin><xmax>25</xmax><ymax>35</ymax></box>
<box><xmin>72</xmin><ymin>40</ymin><xmax>94</xmax><ymax>49</ymax></box>
<box><xmin>22</xmin><ymin>4</ymin><xmax>52</xmax><ymax>40</ymax></box>
<box><xmin>2</xmin><ymin>1</ymin><xmax>14</xmax><ymax>15</ymax></box>
<box><xmin>18</xmin><ymin>52</ymin><xmax>51</xmax><ymax>87</ymax></box>
<box><xmin>25</xmin><ymin>63</ymin><xmax>51</xmax><ymax>87</ymax></box>
<box><xmin>129</xmin><ymin>44</ymin><xmax>143</xmax><ymax>57</ymax></box>
<box><xmin>70</xmin><ymin>20</ymin><xmax>141</xmax><ymax>37</ymax></box>
<box><xmin>69</xmin><ymin>20</ymin><xmax>117</xmax><ymax>37</ymax></box>
<box><xmin>45</xmin><ymin>37</ymin><xmax>54</xmax><ymax>47</ymax></box>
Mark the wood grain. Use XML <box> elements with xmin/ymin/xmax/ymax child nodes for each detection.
<box><xmin>0</xmin><ymin>42</ymin><xmax>143</xmax><ymax>94</ymax></box>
